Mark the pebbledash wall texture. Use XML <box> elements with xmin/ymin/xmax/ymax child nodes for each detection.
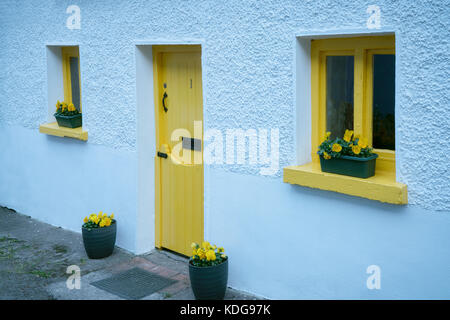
<box><xmin>1</xmin><ymin>0</ymin><xmax>449</xmax><ymax>299</ymax></box>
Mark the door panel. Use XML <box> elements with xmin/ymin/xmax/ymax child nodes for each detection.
<box><xmin>154</xmin><ymin>46</ymin><xmax>203</xmax><ymax>256</ymax></box>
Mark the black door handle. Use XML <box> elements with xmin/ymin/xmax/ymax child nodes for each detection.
<box><xmin>157</xmin><ymin>152</ymin><xmax>168</xmax><ymax>159</ymax></box>
<box><xmin>162</xmin><ymin>92</ymin><xmax>168</xmax><ymax>112</ymax></box>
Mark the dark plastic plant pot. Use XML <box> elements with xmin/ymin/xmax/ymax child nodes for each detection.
<box><xmin>54</xmin><ymin>113</ymin><xmax>82</xmax><ymax>128</ymax></box>
<box><xmin>82</xmin><ymin>222</ymin><xmax>116</xmax><ymax>259</ymax></box>
<box><xmin>189</xmin><ymin>259</ymin><xmax>228</xmax><ymax>300</ymax></box>
<box><xmin>319</xmin><ymin>154</ymin><xmax>378</xmax><ymax>178</ymax></box>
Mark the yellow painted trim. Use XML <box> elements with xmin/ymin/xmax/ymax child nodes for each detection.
<box><xmin>152</xmin><ymin>45</ymin><xmax>201</xmax><ymax>54</ymax></box>
<box><xmin>61</xmin><ymin>46</ymin><xmax>81</xmax><ymax>111</ymax></box>
<box><xmin>283</xmin><ymin>162</ymin><xmax>407</xmax><ymax>205</ymax></box>
<box><xmin>39</xmin><ymin>122</ymin><xmax>88</xmax><ymax>141</ymax></box>
<box><xmin>365</xmin><ymin>48</ymin><xmax>396</xmax><ymax>173</ymax></box>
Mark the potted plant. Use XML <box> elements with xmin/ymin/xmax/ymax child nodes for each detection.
<box><xmin>54</xmin><ymin>100</ymin><xmax>82</xmax><ymax>128</ymax></box>
<box><xmin>317</xmin><ymin>129</ymin><xmax>378</xmax><ymax>178</ymax></box>
<box><xmin>82</xmin><ymin>212</ymin><xmax>116</xmax><ymax>259</ymax></box>
<box><xmin>189</xmin><ymin>242</ymin><xmax>228</xmax><ymax>300</ymax></box>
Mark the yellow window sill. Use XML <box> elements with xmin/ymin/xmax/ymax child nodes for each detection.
<box><xmin>39</xmin><ymin>122</ymin><xmax>88</xmax><ymax>141</ymax></box>
<box><xmin>283</xmin><ymin>162</ymin><xmax>407</xmax><ymax>205</ymax></box>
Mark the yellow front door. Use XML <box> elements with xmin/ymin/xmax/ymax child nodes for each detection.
<box><xmin>153</xmin><ymin>45</ymin><xmax>203</xmax><ymax>256</ymax></box>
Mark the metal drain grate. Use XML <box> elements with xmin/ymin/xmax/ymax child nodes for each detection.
<box><xmin>91</xmin><ymin>267</ymin><xmax>177</xmax><ymax>300</ymax></box>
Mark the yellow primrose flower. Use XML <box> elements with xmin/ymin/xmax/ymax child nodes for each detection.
<box><xmin>206</xmin><ymin>250</ymin><xmax>216</xmax><ymax>261</ymax></box>
<box><xmin>83</xmin><ymin>217</ymin><xmax>88</xmax><ymax>223</ymax></box>
<box><xmin>99</xmin><ymin>219</ymin><xmax>106</xmax><ymax>227</ymax></box>
<box><xmin>343</xmin><ymin>129</ymin><xmax>353</xmax><ymax>142</ymax></box>
<box><xmin>197</xmin><ymin>248</ymin><xmax>206</xmax><ymax>259</ymax></box>
<box><xmin>323</xmin><ymin>152</ymin><xmax>331</xmax><ymax>160</ymax></box>
<box><xmin>192</xmin><ymin>248</ymin><xmax>198</xmax><ymax>256</ymax></box>
<box><xmin>218</xmin><ymin>247</ymin><xmax>224</xmax><ymax>253</ymax></box>
<box><xmin>191</xmin><ymin>242</ymin><xmax>198</xmax><ymax>249</ymax></box>
<box><xmin>358</xmin><ymin>137</ymin><xmax>368</xmax><ymax>148</ymax></box>
<box><xmin>90</xmin><ymin>216</ymin><xmax>99</xmax><ymax>224</ymax></box>
<box><xmin>332</xmin><ymin>143</ymin><xmax>342</xmax><ymax>153</ymax></box>
<box><xmin>202</xmin><ymin>241</ymin><xmax>210</xmax><ymax>249</ymax></box>
<box><xmin>352</xmin><ymin>145</ymin><xmax>361</xmax><ymax>155</ymax></box>
<box><xmin>110</xmin><ymin>213</ymin><xmax>114</xmax><ymax>219</ymax></box>
<box><xmin>105</xmin><ymin>218</ymin><xmax>111</xmax><ymax>227</ymax></box>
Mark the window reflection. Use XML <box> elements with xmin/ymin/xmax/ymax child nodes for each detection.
<box><xmin>326</xmin><ymin>56</ymin><xmax>354</xmax><ymax>139</ymax></box>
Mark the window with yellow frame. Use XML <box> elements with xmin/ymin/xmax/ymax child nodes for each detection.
<box><xmin>311</xmin><ymin>35</ymin><xmax>395</xmax><ymax>174</ymax></box>
<box><xmin>61</xmin><ymin>46</ymin><xmax>82</xmax><ymax>113</ymax></box>
<box><xmin>39</xmin><ymin>46</ymin><xmax>86</xmax><ymax>140</ymax></box>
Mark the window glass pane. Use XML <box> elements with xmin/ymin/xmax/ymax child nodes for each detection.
<box><xmin>326</xmin><ymin>56</ymin><xmax>354</xmax><ymax>139</ymax></box>
<box><xmin>70</xmin><ymin>57</ymin><xmax>81</xmax><ymax>112</ymax></box>
<box><xmin>372</xmin><ymin>54</ymin><xmax>395</xmax><ymax>150</ymax></box>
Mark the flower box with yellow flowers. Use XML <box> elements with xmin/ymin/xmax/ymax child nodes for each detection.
<box><xmin>317</xmin><ymin>130</ymin><xmax>378</xmax><ymax>179</ymax></box>
<box><xmin>81</xmin><ymin>212</ymin><xmax>116</xmax><ymax>259</ymax></box>
<box><xmin>54</xmin><ymin>100</ymin><xmax>82</xmax><ymax>128</ymax></box>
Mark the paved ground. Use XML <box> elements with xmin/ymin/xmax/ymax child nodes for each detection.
<box><xmin>0</xmin><ymin>206</ymin><xmax>261</xmax><ymax>300</ymax></box>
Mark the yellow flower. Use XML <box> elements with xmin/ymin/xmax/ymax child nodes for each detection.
<box><xmin>68</xmin><ymin>103</ymin><xmax>75</xmax><ymax>112</ymax></box>
<box><xmin>83</xmin><ymin>217</ymin><xmax>88</xmax><ymax>223</ymax></box>
<box><xmin>352</xmin><ymin>145</ymin><xmax>361</xmax><ymax>155</ymax></box>
<box><xmin>104</xmin><ymin>218</ymin><xmax>111</xmax><ymax>227</ymax></box>
<box><xmin>332</xmin><ymin>143</ymin><xmax>342</xmax><ymax>153</ymax></box>
<box><xmin>99</xmin><ymin>219</ymin><xmax>106</xmax><ymax>227</ymax></box>
<box><xmin>202</xmin><ymin>241</ymin><xmax>210</xmax><ymax>249</ymax></box>
<box><xmin>323</xmin><ymin>131</ymin><xmax>332</xmax><ymax>140</ymax></box>
<box><xmin>206</xmin><ymin>250</ymin><xmax>216</xmax><ymax>261</ymax></box>
<box><xmin>90</xmin><ymin>216</ymin><xmax>99</xmax><ymax>224</ymax></box>
<box><xmin>218</xmin><ymin>247</ymin><xmax>224</xmax><ymax>253</ymax></box>
<box><xmin>110</xmin><ymin>213</ymin><xmax>114</xmax><ymax>219</ymax></box>
<box><xmin>192</xmin><ymin>248</ymin><xmax>198</xmax><ymax>256</ymax></box>
<box><xmin>343</xmin><ymin>129</ymin><xmax>353</xmax><ymax>142</ymax></box>
<box><xmin>197</xmin><ymin>248</ymin><xmax>206</xmax><ymax>259</ymax></box>
<box><xmin>323</xmin><ymin>152</ymin><xmax>331</xmax><ymax>160</ymax></box>
<box><xmin>358</xmin><ymin>137</ymin><xmax>368</xmax><ymax>148</ymax></box>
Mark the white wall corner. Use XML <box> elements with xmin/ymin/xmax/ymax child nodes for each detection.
<box><xmin>46</xmin><ymin>46</ymin><xmax>64</xmax><ymax>122</ymax></box>
<box><xmin>135</xmin><ymin>45</ymin><xmax>156</xmax><ymax>254</ymax></box>
<box><xmin>295</xmin><ymin>37</ymin><xmax>312</xmax><ymax>165</ymax></box>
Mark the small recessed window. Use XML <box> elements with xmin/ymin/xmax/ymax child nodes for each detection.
<box><xmin>40</xmin><ymin>45</ymin><xmax>87</xmax><ymax>141</ymax></box>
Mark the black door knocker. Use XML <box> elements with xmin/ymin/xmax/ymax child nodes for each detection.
<box><xmin>162</xmin><ymin>92</ymin><xmax>168</xmax><ymax>112</ymax></box>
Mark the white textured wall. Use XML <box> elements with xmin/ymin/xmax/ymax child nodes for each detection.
<box><xmin>0</xmin><ymin>0</ymin><xmax>449</xmax><ymax>298</ymax></box>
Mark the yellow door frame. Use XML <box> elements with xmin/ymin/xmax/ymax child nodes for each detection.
<box><xmin>152</xmin><ymin>45</ymin><xmax>203</xmax><ymax>250</ymax></box>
